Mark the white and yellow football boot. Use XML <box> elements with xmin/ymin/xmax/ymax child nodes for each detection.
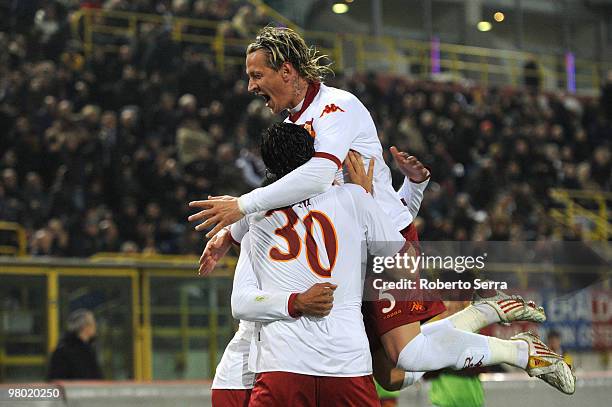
<box><xmin>512</xmin><ymin>331</ymin><xmax>576</xmax><ymax>395</ymax></box>
<box><xmin>472</xmin><ymin>289</ymin><xmax>546</xmax><ymax>324</ymax></box>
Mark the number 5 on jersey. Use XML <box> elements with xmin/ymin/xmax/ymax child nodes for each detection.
<box><xmin>266</xmin><ymin>208</ymin><xmax>338</xmax><ymax>278</ymax></box>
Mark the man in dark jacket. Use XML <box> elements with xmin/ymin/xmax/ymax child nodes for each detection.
<box><xmin>47</xmin><ymin>309</ymin><xmax>102</xmax><ymax>380</ymax></box>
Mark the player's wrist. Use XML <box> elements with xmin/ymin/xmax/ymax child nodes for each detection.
<box><xmin>236</xmin><ymin>196</ymin><xmax>247</xmax><ymax>215</ymax></box>
<box><xmin>226</xmin><ymin>227</ymin><xmax>240</xmax><ymax>246</ymax></box>
<box><xmin>288</xmin><ymin>293</ymin><xmax>303</xmax><ymax>318</ymax></box>
<box><xmin>409</xmin><ymin>168</ymin><xmax>431</xmax><ymax>184</ymax></box>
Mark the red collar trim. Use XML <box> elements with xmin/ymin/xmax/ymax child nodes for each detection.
<box><xmin>288</xmin><ymin>82</ymin><xmax>320</xmax><ymax>123</ymax></box>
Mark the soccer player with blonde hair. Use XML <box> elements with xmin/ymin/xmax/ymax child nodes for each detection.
<box><xmin>191</xmin><ymin>27</ymin><xmax>575</xmax><ymax>402</ymax></box>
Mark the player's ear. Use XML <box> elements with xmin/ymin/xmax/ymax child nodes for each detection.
<box><xmin>281</xmin><ymin>62</ymin><xmax>293</xmax><ymax>81</ymax></box>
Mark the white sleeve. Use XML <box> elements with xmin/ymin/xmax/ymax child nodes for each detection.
<box><xmin>231</xmin><ymin>233</ymin><xmax>294</xmax><ymax>322</ymax></box>
<box><xmin>346</xmin><ymin>184</ymin><xmax>405</xmax><ymax>257</ymax></box>
<box><xmin>238</xmin><ymin>157</ymin><xmax>337</xmax><ymax>214</ymax></box>
<box><xmin>238</xmin><ymin>94</ymin><xmax>363</xmax><ymax>215</ymax></box>
<box><xmin>397</xmin><ymin>176</ymin><xmax>430</xmax><ymax>220</ymax></box>
<box><xmin>229</xmin><ymin>217</ymin><xmax>250</xmax><ymax>244</ymax></box>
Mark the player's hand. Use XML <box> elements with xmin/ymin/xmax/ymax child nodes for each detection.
<box><xmin>188</xmin><ymin>195</ymin><xmax>244</xmax><ymax>238</ymax></box>
<box><xmin>389</xmin><ymin>146</ymin><xmax>430</xmax><ymax>183</ymax></box>
<box><xmin>344</xmin><ymin>150</ymin><xmax>375</xmax><ymax>194</ymax></box>
<box><xmin>294</xmin><ymin>283</ymin><xmax>338</xmax><ymax>317</ymax></box>
<box><xmin>198</xmin><ymin>227</ymin><xmax>233</xmax><ymax>276</ymax></box>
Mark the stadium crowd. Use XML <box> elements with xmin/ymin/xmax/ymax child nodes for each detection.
<box><xmin>0</xmin><ymin>0</ymin><xmax>611</xmax><ymax>257</ymax></box>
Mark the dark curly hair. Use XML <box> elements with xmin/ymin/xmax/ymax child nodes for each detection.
<box><xmin>261</xmin><ymin>122</ymin><xmax>315</xmax><ymax>181</ymax></box>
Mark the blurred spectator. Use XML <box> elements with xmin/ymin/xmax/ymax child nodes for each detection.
<box><xmin>47</xmin><ymin>309</ymin><xmax>102</xmax><ymax>380</ymax></box>
<box><xmin>601</xmin><ymin>70</ymin><xmax>612</xmax><ymax>121</ymax></box>
<box><xmin>176</xmin><ymin>118</ymin><xmax>212</xmax><ymax>166</ymax></box>
<box><xmin>523</xmin><ymin>57</ymin><xmax>541</xmax><ymax>92</ymax></box>
<box><xmin>120</xmin><ymin>240</ymin><xmax>139</xmax><ymax>254</ymax></box>
<box><xmin>23</xmin><ymin>172</ymin><xmax>49</xmax><ymax>228</ymax></box>
<box><xmin>33</xmin><ymin>1</ymin><xmax>69</xmax><ymax>60</ymax></box>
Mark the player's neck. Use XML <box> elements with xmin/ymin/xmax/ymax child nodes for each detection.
<box><xmin>288</xmin><ymin>78</ymin><xmax>310</xmax><ymax>113</ymax></box>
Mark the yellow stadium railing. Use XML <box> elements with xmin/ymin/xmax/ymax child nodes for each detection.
<box><xmin>0</xmin><ymin>221</ymin><xmax>27</xmax><ymax>257</ymax></box>
<box><xmin>69</xmin><ymin>7</ymin><xmax>610</xmax><ymax>93</ymax></box>
<box><xmin>0</xmin><ymin>256</ymin><xmax>237</xmax><ymax>382</ymax></box>
<box><xmin>549</xmin><ymin>188</ymin><xmax>612</xmax><ymax>241</ymax></box>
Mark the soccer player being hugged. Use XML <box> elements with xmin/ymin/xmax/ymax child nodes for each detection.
<box><xmin>189</xmin><ymin>27</ymin><xmax>575</xmax><ymax>400</ymax></box>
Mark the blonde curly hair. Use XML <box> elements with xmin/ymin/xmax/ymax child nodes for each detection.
<box><xmin>246</xmin><ymin>26</ymin><xmax>333</xmax><ymax>83</ymax></box>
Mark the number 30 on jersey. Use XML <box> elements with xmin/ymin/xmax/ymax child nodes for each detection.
<box><xmin>266</xmin><ymin>208</ymin><xmax>338</xmax><ymax>278</ymax></box>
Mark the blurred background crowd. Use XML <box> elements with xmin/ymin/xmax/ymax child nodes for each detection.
<box><xmin>1</xmin><ymin>0</ymin><xmax>611</xmax><ymax>258</ymax></box>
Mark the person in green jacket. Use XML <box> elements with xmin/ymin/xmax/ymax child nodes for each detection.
<box><xmin>427</xmin><ymin>301</ymin><xmax>485</xmax><ymax>407</ymax></box>
<box><xmin>428</xmin><ymin>371</ymin><xmax>484</xmax><ymax>407</ymax></box>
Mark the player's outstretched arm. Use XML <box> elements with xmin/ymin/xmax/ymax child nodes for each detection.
<box><xmin>188</xmin><ymin>98</ymin><xmax>360</xmax><ymax>239</ymax></box>
<box><xmin>188</xmin><ymin>157</ymin><xmax>337</xmax><ymax>238</ymax></box>
<box><xmin>390</xmin><ymin>146</ymin><xmax>430</xmax><ymax>182</ymax></box>
<box><xmin>390</xmin><ymin>146</ymin><xmax>430</xmax><ymax>219</ymax></box>
<box><xmin>234</xmin><ymin>94</ymin><xmax>363</xmax><ymax>220</ymax></box>
<box><xmin>198</xmin><ymin>227</ymin><xmax>233</xmax><ymax>276</ymax></box>
<box><xmin>198</xmin><ymin>219</ymin><xmax>248</xmax><ymax>276</ymax></box>
<box><xmin>188</xmin><ymin>194</ymin><xmax>244</xmax><ymax>239</ymax></box>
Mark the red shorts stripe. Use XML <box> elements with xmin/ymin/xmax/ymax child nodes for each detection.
<box><xmin>314</xmin><ymin>152</ymin><xmax>342</xmax><ymax>169</ymax></box>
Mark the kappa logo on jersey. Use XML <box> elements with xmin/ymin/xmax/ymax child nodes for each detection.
<box><xmin>319</xmin><ymin>104</ymin><xmax>345</xmax><ymax>118</ymax></box>
<box><xmin>409</xmin><ymin>301</ymin><xmax>426</xmax><ymax>313</ymax></box>
<box><xmin>301</xmin><ymin>119</ymin><xmax>316</xmax><ymax>138</ymax></box>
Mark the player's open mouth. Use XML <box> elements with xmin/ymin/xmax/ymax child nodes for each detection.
<box><xmin>259</xmin><ymin>93</ymin><xmax>271</xmax><ymax>107</ymax></box>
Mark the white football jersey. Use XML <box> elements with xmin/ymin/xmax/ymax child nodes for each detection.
<box><xmin>247</xmin><ymin>184</ymin><xmax>404</xmax><ymax>376</ymax></box>
<box><xmin>211</xmin><ymin>320</ymin><xmax>255</xmax><ymax>389</ymax></box>
<box><xmin>212</xmin><ymin>232</ymin><xmax>258</xmax><ymax>390</ymax></box>
<box><xmin>214</xmin><ymin>229</ymin><xmax>298</xmax><ymax>390</ymax></box>
<box><xmin>285</xmin><ymin>82</ymin><xmax>413</xmax><ymax>231</ymax></box>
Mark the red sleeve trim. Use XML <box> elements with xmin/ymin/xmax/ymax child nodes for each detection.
<box><xmin>228</xmin><ymin>233</ymin><xmax>240</xmax><ymax>246</ymax></box>
<box><xmin>314</xmin><ymin>152</ymin><xmax>342</xmax><ymax>170</ymax></box>
<box><xmin>287</xmin><ymin>293</ymin><xmax>302</xmax><ymax>318</ymax></box>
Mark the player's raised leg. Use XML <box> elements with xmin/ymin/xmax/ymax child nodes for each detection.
<box><xmin>370</xmin><ymin>148</ymin><xmax>572</xmax><ymax>394</ymax></box>
<box><xmin>390</xmin><ymin>146</ymin><xmax>546</xmax><ymax>333</ymax></box>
